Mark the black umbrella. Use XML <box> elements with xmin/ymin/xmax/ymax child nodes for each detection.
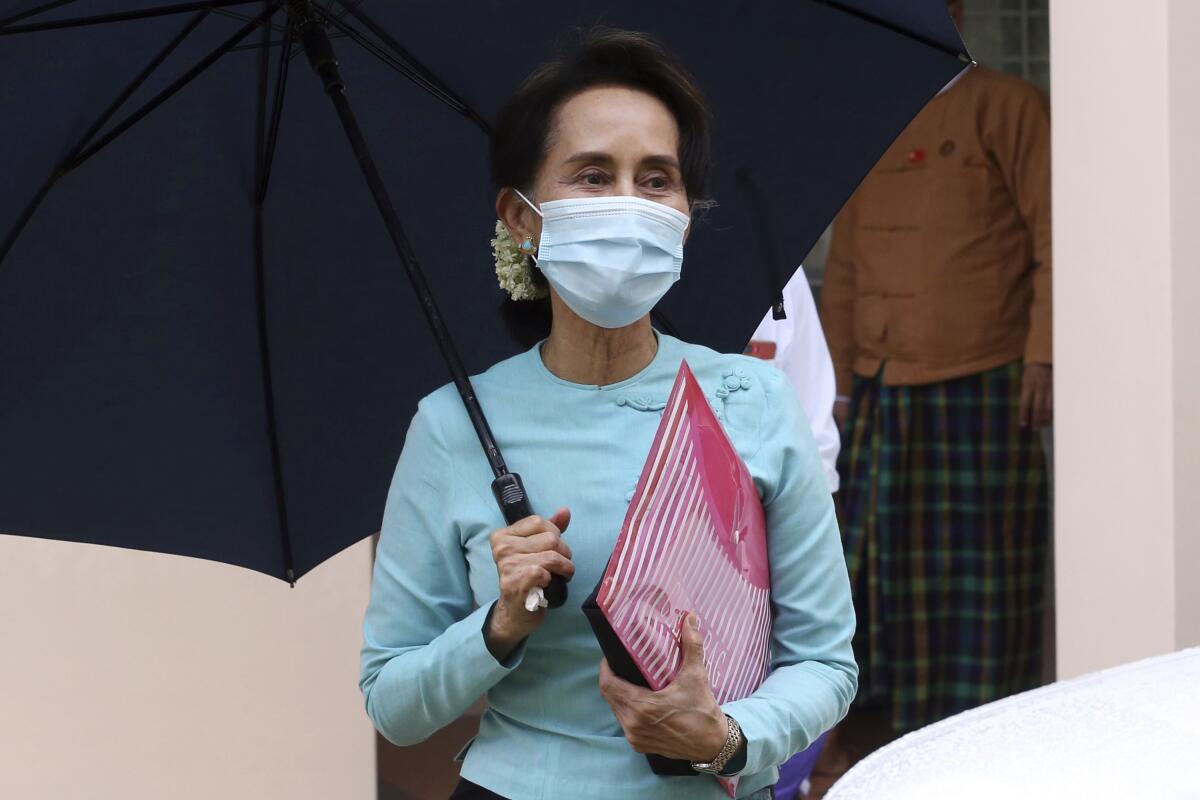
<box><xmin>0</xmin><ymin>1</ymin><xmax>968</xmax><ymax>591</ymax></box>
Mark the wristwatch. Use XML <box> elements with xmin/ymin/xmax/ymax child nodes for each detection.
<box><xmin>691</xmin><ymin>714</ymin><xmax>744</xmax><ymax>775</ymax></box>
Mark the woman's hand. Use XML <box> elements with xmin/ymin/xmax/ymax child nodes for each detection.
<box><xmin>483</xmin><ymin>508</ymin><xmax>574</xmax><ymax>662</ymax></box>
<box><xmin>598</xmin><ymin>613</ymin><xmax>729</xmax><ymax>763</ymax></box>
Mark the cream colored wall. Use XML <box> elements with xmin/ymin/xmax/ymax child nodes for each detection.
<box><xmin>0</xmin><ymin>535</ymin><xmax>376</xmax><ymax>799</ymax></box>
<box><xmin>1168</xmin><ymin>0</ymin><xmax>1200</xmax><ymax>653</ymax></box>
<box><xmin>1051</xmin><ymin>0</ymin><xmax>1200</xmax><ymax>678</ymax></box>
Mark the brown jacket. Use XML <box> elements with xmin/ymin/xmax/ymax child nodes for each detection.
<box><xmin>821</xmin><ymin>66</ymin><xmax>1052</xmax><ymax>392</ymax></box>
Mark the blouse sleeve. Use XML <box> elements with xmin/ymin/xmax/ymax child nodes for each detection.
<box><xmin>359</xmin><ymin>396</ymin><xmax>525</xmax><ymax>746</ymax></box>
<box><xmin>720</xmin><ymin>367</ymin><xmax>859</xmax><ymax>775</ymax></box>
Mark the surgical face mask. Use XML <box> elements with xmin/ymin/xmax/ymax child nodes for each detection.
<box><xmin>515</xmin><ymin>190</ymin><xmax>690</xmax><ymax>329</ymax></box>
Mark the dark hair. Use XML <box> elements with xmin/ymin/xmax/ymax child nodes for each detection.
<box><xmin>492</xmin><ymin>27</ymin><xmax>713</xmax><ymax>202</ymax></box>
<box><xmin>491</xmin><ymin>28</ymin><xmax>713</xmax><ymax>345</ymax></box>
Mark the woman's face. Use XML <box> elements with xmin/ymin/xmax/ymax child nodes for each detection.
<box><xmin>504</xmin><ymin>86</ymin><xmax>690</xmax><ymax>244</ymax></box>
<box><xmin>536</xmin><ymin>86</ymin><xmax>688</xmax><ymax>209</ymax></box>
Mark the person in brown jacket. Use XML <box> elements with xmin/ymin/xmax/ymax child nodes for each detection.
<box><xmin>814</xmin><ymin>0</ymin><xmax>1052</xmax><ymax>783</ymax></box>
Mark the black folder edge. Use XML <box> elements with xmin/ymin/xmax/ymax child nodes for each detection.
<box><xmin>582</xmin><ymin>576</ymin><xmax>698</xmax><ymax>777</ymax></box>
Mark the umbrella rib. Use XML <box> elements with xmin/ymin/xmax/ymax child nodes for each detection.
<box><xmin>0</xmin><ymin>0</ymin><xmax>83</xmax><ymax>29</ymax></box>
<box><xmin>0</xmin><ymin>10</ymin><xmax>209</xmax><ymax>267</ymax></box>
<box><xmin>331</xmin><ymin>0</ymin><xmax>362</xmax><ymax>21</ymax></box>
<box><xmin>307</xmin><ymin>6</ymin><xmax>471</xmax><ymax>125</ymax></box>
<box><xmin>212</xmin><ymin>6</ymin><xmax>288</xmax><ymax>33</ymax></box>
<box><xmin>808</xmin><ymin>0</ymin><xmax>972</xmax><ymax>62</ymax></box>
<box><xmin>0</xmin><ymin>0</ymin><xmax>263</xmax><ymax>34</ymax></box>
<box><xmin>257</xmin><ymin>18</ymin><xmax>293</xmax><ymax>204</ymax></box>
<box><xmin>226</xmin><ymin>27</ymin><xmax>345</xmax><ymax>52</ymax></box>
<box><xmin>253</xmin><ymin>8</ymin><xmax>297</xmax><ymax>584</ymax></box>
<box><xmin>64</xmin><ymin>7</ymin><xmax>277</xmax><ymax>173</ymax></box>
<box><xmin>318</xmin><ymin>1</ymin><xmax>492</xmax><ymax>135</ymax></box>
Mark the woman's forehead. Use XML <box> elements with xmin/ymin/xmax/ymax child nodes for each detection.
<box><xmin>549</xmin><ymin>86</ymin><xmax>680</xmax><ymax>162</ymax></box>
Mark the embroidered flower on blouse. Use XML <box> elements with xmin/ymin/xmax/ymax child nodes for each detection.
<box><xmin>715</xmin><ymin>368</ymin><xmax>752</xmax><ymax>400</ymax></box>
<box><xmin>615</xmin><ymin>370</ymin><xmax>754</xmax><ymax>424</ymax></box>
<box><xmin>491</xmin><ymin>220</ymin><xmax>548</xmax><ymax>301</ymax></box>
<box><xmin>615</xmin><ymin>395</ymin><xmax>667</xmax><ymax>413</ymax></box>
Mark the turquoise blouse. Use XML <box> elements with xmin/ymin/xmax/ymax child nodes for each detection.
<box><xmin>360</xmin><ymin>334</ymin><xmax>857</xmax><ymax>799</ymax></box>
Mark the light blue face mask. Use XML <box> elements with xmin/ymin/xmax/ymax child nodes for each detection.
<box><xmin>515</xmin><ymin>191</ymin><xmax>690</xmax><ymax>329</ymax></box>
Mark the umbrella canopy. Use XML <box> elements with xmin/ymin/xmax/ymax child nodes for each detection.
<box><xmin>0</xmin><ymin>0</ymin><xmax>968</xmax><ymax>581</ymax></box>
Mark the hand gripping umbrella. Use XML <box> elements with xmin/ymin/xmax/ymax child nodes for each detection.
<box><xmin>0</xmin><ymin>1</ymin><xmax>969</xmax><ymax>594</ymax></box>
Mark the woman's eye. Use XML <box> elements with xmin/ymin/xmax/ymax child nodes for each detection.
<box><xmin>580</xmin><ymin>172</ymin><xmax>606</xmax><ymax>186</ymax></box>
<box><xmin>644</xmin><ymin>176</ymin><xmax>670</xmax><ymax>191</ymax></box>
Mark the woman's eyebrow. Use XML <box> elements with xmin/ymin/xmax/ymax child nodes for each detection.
<box><xmin>559</xmin><ymin>152</ymin><xmax>681</xmax><ymax>170</ymax></box>
<box><xmin>562</xmin><ymin>151</ymin><xmax>615</xmax><ymax>167</ymax></box>
<box><xmin>640</xmin><ymin>155</ymin><xmax>681</xmax><ymax>170</ymax></box>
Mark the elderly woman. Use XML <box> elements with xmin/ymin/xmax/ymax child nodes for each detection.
<box><xmin>359</xmin><ymin>29</ymin><xmax>857</xmax><ymax>800</ymax></box>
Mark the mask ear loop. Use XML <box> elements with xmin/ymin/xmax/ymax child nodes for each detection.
<box><xmin>512</xmin><ymin>188</ymin><xmax>543</xmax><ymax>265</ymax></box>
<box><xmin>512</xmin><ymin>188</ymin><xmax>543</xmax><ymax>218</ymax></box>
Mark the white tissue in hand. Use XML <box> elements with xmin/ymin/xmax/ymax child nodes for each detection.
<box><xmin>524</xmin><ymin>588</ymin><xmax>548</xmax><ymax>612</ymax></box>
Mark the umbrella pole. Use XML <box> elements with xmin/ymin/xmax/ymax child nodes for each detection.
<box><xmin>286</xmin><ymin>0</ymin><xmax>566</xmax><ymax>606</ymax></box>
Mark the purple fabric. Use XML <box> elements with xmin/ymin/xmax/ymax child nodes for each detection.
<box><xmin>774</xmin><ymin>733</ymin><xmax>828</xmax><ymax>800</ymax></box>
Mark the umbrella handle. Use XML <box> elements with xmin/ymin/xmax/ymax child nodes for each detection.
<box><xmin>492</xmin><ymin>473</ymin><xmax>569</xmax><ymax>610</ymax></box>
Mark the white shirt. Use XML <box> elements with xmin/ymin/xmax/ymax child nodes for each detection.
<box><xmin>748</xmin><ymin>266</ymin><xmax>841</xmax><ymax>492</ymax></box>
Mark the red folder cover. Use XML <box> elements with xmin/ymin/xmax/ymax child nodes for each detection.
<box><xmin>584</xmin><ymin>360</ymin><xmax>771</xmax><ymax>797</ymax></box>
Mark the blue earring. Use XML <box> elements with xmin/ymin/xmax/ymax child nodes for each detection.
<box><xmin>520</xmin><ymin>237</ymin><xmax>534</xmax><ymax>253</ymax></box>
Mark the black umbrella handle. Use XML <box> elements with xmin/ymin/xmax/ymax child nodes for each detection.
<box><xmin>492</xmin><ymin>473</ymin><xmax>569</xmax><ymax>609</ymax></box>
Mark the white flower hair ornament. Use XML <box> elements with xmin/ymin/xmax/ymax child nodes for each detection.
<box><xmin>492</xmin><ymin>220</ymin><xmax>548</xmax><ymax>301</ymax></box>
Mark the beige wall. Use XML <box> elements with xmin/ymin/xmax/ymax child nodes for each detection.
<box><xmin>1168</xmin><ymin>0</ymin><xmax>1200</xmax><ymax>654</ymax></box>
<box><xmin>0</xmin><ymin>535</ymin><xmax>376</xmax><ymax>799</ymax></box>
<box><xmin>1051</xmin><ymin>0</ymin><xmax>1200</xmax><ymax>678</ymax></box>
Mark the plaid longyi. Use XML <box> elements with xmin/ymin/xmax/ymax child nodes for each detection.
<box><xmin>838</xmin><ymin>361</ymin><xmax>1049</xmax><ymax>733</ymax></box>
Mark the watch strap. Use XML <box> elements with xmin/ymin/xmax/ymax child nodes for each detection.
<box><xmin>691</xmin><ymin>715</ymin><xmax>743</xmax><ymax>775</ymax></box>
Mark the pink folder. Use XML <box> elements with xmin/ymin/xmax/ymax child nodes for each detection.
<box><xmin>583</xmin><ymin>360</ymin><xmax>771</xmax><ymax>797</ymax></box>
